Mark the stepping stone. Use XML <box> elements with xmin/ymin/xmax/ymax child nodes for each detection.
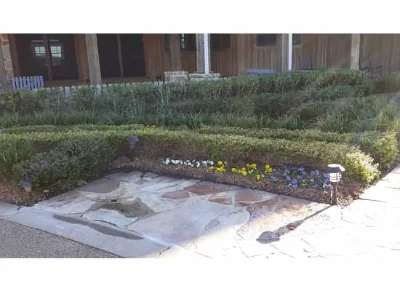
<box><xmin>209</xmin><ymin>192</ymin><xmax>233</xmax><ymax>205</ymax></box>
<box><xmin>235</xmin><ymin>189</ymin><xmax>277</xmax><ymax>203</ymax></box>
<box><xmin>79</xmin><ymin>178</ymin><xmax>120</xmax><ymax>194</ymax></box>
<box><xmin>184</xmin><ymin>181</ymin><xmax>232</xmax><ymax>196</ymax></box>
<box><xmin>161</xmin><ymin>190</ymin><xmax>190</xmax><ymax>200</ymax></box>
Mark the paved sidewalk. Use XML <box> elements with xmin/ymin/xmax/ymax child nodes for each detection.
<box><xmin>0</xmin><ymin>218</ymin><xmax>117</xmax><ymax>258</ymax></box>
<box><xmin>0</xmin><ymin>165</ymin><xmax>399</xmax><ymax>258</ymax></box>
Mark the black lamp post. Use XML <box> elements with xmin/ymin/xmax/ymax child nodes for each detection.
<box><xmin>324</xmin><ymin>164</ymin><xmax>345</xmax><ymax>205</ymax></box>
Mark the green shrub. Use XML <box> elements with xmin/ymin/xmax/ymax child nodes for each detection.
<box><xmin>12</xmin><ymin>138</ymin><xmax>115</xmax><ymax>190</ymax></box>
<box><xmin>373</xmin><ymin>72</ymin><xmax>400</xmax><ymax>94</ymax></box>
<box><xmin>1</xmin><ymin>127</ymin><xmax>380</xmax><ymax>183</ymax></box>
<box><xmin>2</xmin><ymin>124</ymin><xmax>397</xmax><ymax>170</ymax></box>
<box><xmin>313</xmin><ymin>69</ymin><xmax>371</xmax><ymax>94</ymax></box>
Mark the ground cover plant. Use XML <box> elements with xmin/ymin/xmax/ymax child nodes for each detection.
<box><xmin>1</xmin><ymin>69</ymin><xmax>399</xmax><ymax>206</ymax></box>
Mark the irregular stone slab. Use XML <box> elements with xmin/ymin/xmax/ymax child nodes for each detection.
<box><xmin>217</xmin><ymin>209</ymin><xmax>250</xmax><ymax>229</ymax></box>
<box><xmin>238</xmin><ymin>240</ymin><xmax>278</xmax><ymax>258</ymax></box>
<box><xmin>78</xmin><ymin>178</ymin><xmax>120</xmax><ymax>194</ymax></box>
<box><xmin>204</xmin><ymin>219</ymin><xmax>221</xmax><ymax>231</ymax></box>
<box><xmin>118</xmin><ymin>171</ymin><xmax>143</xmax><ymax>184</ymax></box>
<box><xmin>143</xmin><ymin>172</ymin><xmax>159</xmax><ymax>179</ymax></box>
<box><xmin>237</xmin><ymin>196</ymin><xmax>328</xmax><ymax>240</ymax></box>
<box><xmin>83</xmin><ymin>208</ymin><xmax>138</xmax><ymax>228</ymax></box>
<box><xmin>161</xmin><ymin>190</ymin><xmax>190</xmax><ymax>200</ymax></box>
<box><xmin>80</xmin><ymin>182</ymin><xmax>138</xmax><ymax>201</ymax></box>
<box><xmin>102</xmin><ymin>198</ymin><xmax>155</xmax><ymax>218</ymax></box>
<box><xmin>0</xmin><ymin>202</ymin><xmax>20</xmax><ymax>216</ymax></box>
<box><xmin>209</xmin><ymin>192</ymin><xmax>233</xmax><ymax>205</ymax></box>
<box><xmin>34</xmin><ymin>193</ymin><xmax>100</xmax><ymax>215</ymax></box>
<box><xmin>234</xmin><ymin>189</ymin><xmax>277</xmax><ymax>203</ymax></box>
<box><xmin>189</xmin><ymin>227</ymin><xmax>246</xmax><ymax>258</ymax></box>
<box><xmin>184</xmin><ymin>181</ymin><xmax>233</xmax><ymax>196</ymax></box>
<box><xmin>127</xmin><ymin>197</ymin><xmax>233</xmax><ymax>246</ymax></box>
<box><xmin>2</xmin><ymin>207</ymin><xmax>169</xmax><ymax>258</ymax></box>
<box><xmin>139</xmin><ymin>176</ymin><xmax>190</xmax><ymax>194</ymax></box>
<box><xmin>234</xmin><ymin>201</ymin><xmax>253</xmax><ymax>208</ymax></box>
<box><xmin>298</xmin><ymin>230</ymin><xmax>374</xmax><ymax>257</ymax></box>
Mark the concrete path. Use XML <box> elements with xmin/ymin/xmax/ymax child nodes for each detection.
<box><xmin>0</xmin><ymin>218</ymin><xmax>117</xmax><ymax>258</ymax></box>
<box><xmin>1</xmin><ymin>165</ymin><xmax>400</xmax><ymax>258</ymax></box>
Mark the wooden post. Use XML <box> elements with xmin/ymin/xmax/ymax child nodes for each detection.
<box><xmin>320</xmin><ymin>35</ymin><xmax>328</xmax><ymax>68</ymax></box>
<box><xmin>196</xmin><ymin>34</ymin><xmax>210</xmax><ymax>73</ymax></box>
<box><xmin>281</xmin><ymin>34</ymin><xmax>289</xmax><ymax>72</ymax></box>
<box><xmin>237</xmin><ymin>34</ymin><xmax>246</xmax><ymax>75</ymax></box>
<box><xmin>169</xmin><ymin>34</ymin><xmax>182</xmax><ymax>71</ymax></box>
<box><xmin>350</xmin><ymin>34</ymin><xmax>361</xmax><ymax>70</ymax></box>
<box><xmin>85</xmin><ymin>34</ymin><xmax>102</xmax><ymax>85</ymax></box>
<box><xmin>0</xmin><ymin>45</ymin><xmax>8</xmax><ymax>91</ymax></box>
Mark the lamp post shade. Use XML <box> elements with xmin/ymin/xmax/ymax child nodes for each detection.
<box><xmin>324</xmin><ymin>164</ymin><xmax>345</xmax><ymax>205</ymax></box>
<box><xmin>325</xmin><ymin>164</ymin><xmax>345</xmax><ymax>183</ymax></box>
<box><xmin>128</xmin><ymin>136</ymin><xmax>140</xmax><ymax>151</ymax></box>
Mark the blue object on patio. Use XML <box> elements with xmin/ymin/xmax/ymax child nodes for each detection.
<box><xmin>11</xmin><ymin>76</ymin><xmax>44</xmax><ymax>90</ymax></box>
<box><xmin>245</xmin><ymin>69</ymin><xmax>278</xmax><ymax>76</ymax></box>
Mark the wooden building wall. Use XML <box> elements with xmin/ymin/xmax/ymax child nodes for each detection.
<box><xmin>361</xmin><ymin>34</ymin><xmax>400</xmax><ymax>75</ymax></box>
<box><xmin>9</xmin><ymin>34</ymin><xmax>400</xmax><ymax>85</ymax></box>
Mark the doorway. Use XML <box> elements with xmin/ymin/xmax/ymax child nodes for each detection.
<box><xmin>97</xmin><ymin>34</ymin><xmax>146</xmax><ymax>79</ymax></box>
<box><xmin>14</xmin><ymin>34</ymin><xmax>79</xmax><ymax>81</ymax></box>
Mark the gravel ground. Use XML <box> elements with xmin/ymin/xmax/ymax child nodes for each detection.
<box><xmin>0</xmin><ymin>218</ymin><xmax>118</xmax><ymax>258</ymax></box>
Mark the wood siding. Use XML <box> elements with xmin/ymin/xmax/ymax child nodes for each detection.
<box><xmin>361</xmin><ymin>34</ymin><xmax>400</xmax><ymax>75</ymax></box>
<box><xmin>9</xmin><ymin>34</ymin><xmax>400</xmax><ymax>84</ymax></box>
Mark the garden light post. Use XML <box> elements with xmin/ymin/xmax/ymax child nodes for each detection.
<box><xmin>128</xmin><ymin>136</ymin><xmax>140</xmax><ymax>160</ymax></box>
<box><xmin>325</xmin><ymin>164</ymin><xmax>345</xmax><ymax>205</ymax></box>
<box><xmin>23</xmin><ymin>178</ymin><xmax>32</xmax><ymax>193</ymax></box>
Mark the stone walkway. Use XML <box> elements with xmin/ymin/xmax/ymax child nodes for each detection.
<box><xmin>1</xmin><ymin>166</ymin><xmax>400</xmax><ymax>258</ymax></box>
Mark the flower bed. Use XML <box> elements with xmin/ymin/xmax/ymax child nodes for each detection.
<box><xmin>0</xmin><ymin>125</ymin><xmax>386</xmax><ymax>206</ymax></box>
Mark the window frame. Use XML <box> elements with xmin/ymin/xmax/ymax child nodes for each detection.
<box><xmin>256</xmin><ymin>34</ymin><xmax>278</xmax><ymax>47</ymax></box>
<box><xmin>293</xmin><ymin>34</ymin><xmax>302</xmax><ymax>46</ymax></box>
<box><xmin>210</xmin><ymin>34</ymin><xmax>231</xmax><ymax>51</ymax></box>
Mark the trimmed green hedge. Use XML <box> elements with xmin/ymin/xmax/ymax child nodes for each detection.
<box><xmin>2</xmin><ymin>124</ymin><xmax>396</xmax><ymax>169</ymax></box>
<box><xmin>13</xmin><ymin>138</ymin><xmax>115</xmax><ymax>190</ymax></box>
<box><xmin>373</xmin><ymin>72</ymin><xmax>400</xmax><ymax>94</ymax></box>
<box><xmin>0</xmin><ymin>127</ymin><xmax>380</xmax><ymax>186</ymax></box>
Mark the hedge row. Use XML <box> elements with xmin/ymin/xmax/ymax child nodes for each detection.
<box><xmin>2</xmin><ymin>124</ymin><xmax>397</xmax><ymax>169</ymax></box>
<box><xmin>0</xmin><ymin>69</ymin><xmax>371</xmax><ymax>117</ymax></box>
<box><xmin>0</xmin><ymin>128</ymin><xmax>380</xmax><ymax>189</ymax></box>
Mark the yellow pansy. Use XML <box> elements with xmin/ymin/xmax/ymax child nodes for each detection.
<box><xmin>231</xmin><ymin>167</ymin><xmax>238</xmax><ymax>173</ymax></box>
<box><xmin>209</xmin><ymin>166</ymin><xmax>215</xmax><ymax>170</ymax></box>
<box><xmin>248</xmin><ymin>169</ymin><xmax>254</xmax><ymax>175</ymax></box>
<box><xmin>256</xmin><ymin>174</ymin><xmax>262</xmax><ymax>181</ymax></box>
<box><xmin>241</xmin><ymin>167</ymin><xmax>246</xmax><ymax>172</ymax></box>
<box><xmin>241</xmin><ymin>171</ymin><xmax>248</xmax><ymax>177</ymax></box>
<box><xmin>250</xmin><ymin>163</ymin><xmax>257</xmax><ymax>169</ymax></box>
<box><xmin>217</xmin><ymin>161</ymin><xmax>223</xmax><ymax>166</ymax></box>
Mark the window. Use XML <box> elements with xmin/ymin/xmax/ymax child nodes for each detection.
<box><xmin>50</xmin><ymin>43</ymin><xmax>63</xmax><ymax>59</ymax></box>
<box><xmin>256</xmin><ymin>34</ymin><xmax>277</xmax><ymax>47</ymax></box>
<box><xmin>32</xmin><ymin>41</ymin><xmax>46</xmax><ymax>58</ymax></box>
<box><xmin>211</xmin><ymin>34</ymin><xmax>231</xmax><ymax>50</ymax></box>
<box><xmin>180</xmin><ymin>34</ymin><xmax>196</xmax><ymax>51</ymax></box>
<box><xmin>293</xmin><ymin>34</ymin><xmax>302</xmax><ymax>46</ymax></box>
<box><xmin>164</xmin><ymin>34</ymin><xmax>170</xmax><ymax>52</ymax></box>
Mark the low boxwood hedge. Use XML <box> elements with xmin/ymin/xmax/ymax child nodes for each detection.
<box><xmin>1</xmin><ymin>127</ymin><xmax>380</xmax><ymax>189</ymax></box>
<box><xmin>1</xmin><ymin>124</ymin><xmax>396</xmax><ymax>169</ymax></box>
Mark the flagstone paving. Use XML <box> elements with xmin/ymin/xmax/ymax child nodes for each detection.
<box><xmin>1</xmin><ymin>164</ymin><xmax>400</xmax><ymax>258</ymax></box>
